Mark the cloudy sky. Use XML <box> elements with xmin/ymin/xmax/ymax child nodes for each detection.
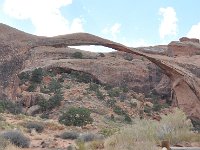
<box><xmin>0</xmin><ymin>0</ymin><xmax>200</xmax><ymax>52</ymax></box>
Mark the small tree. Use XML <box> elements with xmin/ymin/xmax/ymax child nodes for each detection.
<box><xmin>59</xmin><ymin>107</ymin><xmax>93</xmax><ymax>126</ymax></box>
<box><xmin>31</xmin><ymin>68</ymin><xmax>43</xmax><ymax>83</ymax></box>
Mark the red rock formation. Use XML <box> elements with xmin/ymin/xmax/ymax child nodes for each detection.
<box><xmin>0</xmin><ymin>23</ymin><xmax>200</xmax><ymax>126</ymax></box>
<box><xmin>179</xmin><ymin>37</ymin><xmax>199</xmax><ymax>43</ymax></box>
<box><xmin>167</xmin><ymin>37</ymin><xmax>200</xmax><ymax>57</ymax></box>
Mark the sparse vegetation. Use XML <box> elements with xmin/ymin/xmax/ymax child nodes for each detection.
<box><xmin>108</xmin><ymin>88</ymin><xmax>121</xmax><ymax>97</ymax></box>
<box><xmin>123</xmin><ymin>54</ymin><xmax>133</xmax><ymax>61</ymax></box>
<box><xmin>59</xmin><ymin>131</ymin><xmax>79</xmax><ymax>140</ymax></box>
<box><xmin>113</xmin><ymin>106</ymin><xmax>125</xmax><ymax>115</ymax></box>
<box><xmin>72</xmin><ymin>52</ymin><xmax>83</xmax><ymax>59</ymax></box>
<box><xmin>106</xmin><ymin>99</ymin><xmax>116</xmax><ymax>108</ymax></box>
<box><xmin>48</xmin><ymin>79</ymin><xmax>62</xmax><ymax>93</ymax></box>
<box><xmin>77</xmin><ymin>133</ymin><xmax>104</xmax><ymax>142</ymax></box>
<box><xmin>71</xmin><ymin>71</ymin><xmax>93</xmax><ymax>83</ymax></box>
<box><xmin>1</xmin><ymin>131</ymin><xmax>30</xmax><ymax>148</ymax></box>
<box><xmin>99</xmin><ymin>128</ymin><xmax>119</xmax><ymax>137</ymax></box>
<box><xmin>31</xmin><ymin>68</ymin><xmax>43</xmax><ymax>83</ymax></box>
<box><xmin>24</xmin><ymin>121</ymin><xmax>44</xmax><ymax>133</ymax></box>
<box><xmin>27</xmin><ymin>83</ymin><xmax>37</xmax><ymax>92</ymax></box>
<box><xmin>59</xmin><ymin>107</ymin><xmax>93</xmax><ymax>127</ymax></box>
<box><xmin>0</xmin><ymin>100</ymin><xmax>22</xmax><ymax>115</ymax></box>
<box><xmin>38</xmin><ymin>93</ymin><xmax>63</xmax><ymax>111</ymax></box>
<box><xmin>104</xmin><ymin>108</ymin><xmax>200</xmax><ymax>150</ymax></box>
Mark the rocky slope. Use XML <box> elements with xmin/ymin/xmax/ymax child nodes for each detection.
<box><xmin>0</xmin><ymin>23</ymin><xmax>200</xmax><ymax>128</ymax></box>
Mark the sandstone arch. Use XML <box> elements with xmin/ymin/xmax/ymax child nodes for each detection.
<box><xmin>0</xmin><ymin>23</ymin><xmax>199</xmax><ymax>125</ymax></box>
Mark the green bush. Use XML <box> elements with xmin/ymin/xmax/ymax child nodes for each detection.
<box><xmin>25</xmin><ymin>122</ymin><xmax>44</xmax><ymax>133</ymax></box>
<box><xmin>72</xmin><ymin>52</ymin><xmax>83</xmax><ymax>59</ymax></box>
<box><xmin>18</xmin><ymin>72</ymin><xmax>30</xmax><ymax>85</ymax></box>
<box><xmin>59</xmin><ymin>131</ymin><xmax>79</xmax><ymax>140</ymax></box>
<box><xmin>27</xmin><ymin>83</ymin><xmax>37</xmax><ymax>92</ymax></box>
<box><xmin>88</xmin><ymin>83</ymin><xmax>99</xmax><ymax>92</ymax></box>
<box><xmin>1</xmin><ymin>131</ymin><xmax>30</xmax><ymax>148</ymax></box>
<box><xmin>38</xmin><ymin>93</ymin><xmax>63</xmax><ymax>111</ymax></box>
<box><xmin>113</xmin><ymin>106</ymin><xmax>125</xmax><ymax>115</ymax></box>
<box><xmin>59</xmin><ymin>107</ymin><xmax>93</xmax><ymax>127</ymax></box>
<box><xmin>124</xmin><ymin>114</ymin><xmax>132</xmax><ymax>123</ymax></box>
<box><xmin>71</xmin><ymin>71</ymin><xmax>92</xmax><ymax>83</ymax></box>
<box><xmin>31</xmin><ymin>68</ymin><xmax>43</xmax><ymax>83</ymax></box>
<box><xmin>108</xmin><ymin>88</ymin><xmax>121</xmax><ymax>97</ymax></box>
<box><xmin>152</xmin><ymin>103</ymin><xmax>161</xmax><ymax>112</ymax></box>
<box><xmin>0</xmin><ymin>100</ymin><xmax>22</xmax><ymax>115</ymax></box>
<box><xmin>96</xmin><ymin>90</ymin><xmax>105</xmax><ymax>100</ymax></box>
<box><xmin>48</xmin><ymin>79</ymin><xmax>62</xmax><ymax>93</ymax></box>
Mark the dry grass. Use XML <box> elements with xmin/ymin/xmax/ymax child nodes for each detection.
<box><xmin>4</xmin><ymin>144</ymin><xmax>22</xmax><ymax>150</ymax></box>
<box><xmin>104</xmin><ymin>108</ymin><xmax>200</xmax><ymax>150</ymax></box>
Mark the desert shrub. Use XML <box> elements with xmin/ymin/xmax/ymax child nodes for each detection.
<box><xmin>87</xmin><ymin>140</ymin><xmax>104</xmax><ymax>150</ymax></box>
<box><xmin>72</xmin><ymin>52</ymin><xmax>83</xmax><ymax>59</ymax></box>
<box><xmin>156</xmin><ymin>108</ymin><xmax>197</xmax><ymax>145</ymax></box>
<box><xmin>71</xmin><ymin>71</ymin><xmax>92</xmax><ymax>83</ymax></box>
<box><xmin>113</xmin><ymin>106</ymin><xmax>125</xmax><ymax>115</ymax></box>
<box><xmin>106</xmin><ymin>99</ymin><xmax>116</xmax><ymax>108</ymax></box>
<box><xmin>40</xmin><ymin>112</ymin><xmax>49</xmax><ymax>119</ymax></box>
<box><xmin>144</xmin><ymin>106</ymin><xmax>152</xmax><ymax>114</ymax></box>
<box><xmin>152</xmin><ymin>102</ymin><xmax>161</xmax><ymax>112</ymax></box>
<box><xmin>99</xmin><ymin>128</ymin><xmax>119</xmax><ymax>137</ymax></box>
<box><xmin>123</xmin><ymin>54</ymin><xmax>133</xmax><ymax>61</ymax></box>
<box><xmin>59</xmin><ymin>131</ymin><xmax>79</xmax><ymax>140</ymax></box>
<box><xmin>38</xmin><ymin>97</ymin><xmax>49</xmax><ymax>111</ymax></box>
<box><xmin>119</xmin><ymin>93</ymin><xmax>126</xmax><ymax>102</ymax></box>
<box><xmin>31</xmin><ymin>68</ymin><xmax>43</xmax><ymax>83</ymax></box>
<box><xmin>48</xmin><ymin>79</ymin><xmax>62</xmax><ymax>93</ymax></box>
<box><xmin>104</xmin><ymin>108</ymin><xmax>200</xmax><ymax>150</ymax></box>
<box><xmin>59</xmin><ymin>107</ymin><xmax>93</xmax><ymax>127</ymax></box>
<box><xmin>48</xmin><ymin>93</ymin><xmax>63</xmax><ymax>109</ymax></box>
<box><xmin>124</xmin><ymin>114</ymin><xmax>132</xmax><ymax>123</ymax></box>
<box><xmin>38</xmin><ymin>93</ymin><xmax>63</xmax><ymax>111</ymax></box>
<box><xmin>27</xmin><ymin>83</ymin><xmax>37</xmax><ymax>92</ymax></box>
<box><xmin>96</xmin><ymin>90</ymin><xmax>105</xmax><ymax>100</ymax></box>
<box><xmin>0</xmin><ymin>100</ymin><xmax>22</xmax><ymax>115</ymax></box>
<box><xmin>88</xmin><ymin>83</ymin><xmax>99</xmax><ymax>92</ymax></box>
<box><xmin>108</xmin><ymin>88</ymin><xmax>121</xmax><ymax>97</ymax></box>
<box><xmin>25</xmin><ymin>122</ymin><xmax>44</xmax><ymax>133</ymax></box>
<box><xmin>1</xmin><ymin>131</ymin><xmax>30</xmax><ymax>148</ymax></box>
<box><xmin>18</xmin><ymin>72</ymin><xmax>30</xmax><ymax>85</ymax></box>
<box><xmin>77</xmin><ymin>133</ymin><xmax>104</xmax><ymax>142</ymax></box>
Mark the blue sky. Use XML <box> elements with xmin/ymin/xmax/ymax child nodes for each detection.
<box><xmin>0</xmin><ymin>0</ymin><xmax>200</xmax><ymax>52</ymax></box>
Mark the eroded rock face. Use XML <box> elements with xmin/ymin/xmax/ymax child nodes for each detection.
<box><xmin>0</xmin><ymin>23</ymin><xmax>200</xmax><ymax>126</ymax></box>
<box><xmin>179</xmin><ymin>37</ymin><xmax>199</xmax><ymax>43</ymax></box>
<box><xmin>167</xmin><ymin>37</ymin><xmax>200</xmax><ymax>57</ymax></box>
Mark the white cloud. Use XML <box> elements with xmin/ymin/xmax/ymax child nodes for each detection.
<box><xmin>3</xmin><ymin>0</ymin><xmax>84</xmax><ymax>36</ymax></box>
<box><xmin>187</xmin><ymin>22</ymin><xmax>200</xmax><ymax>39</ymax></box>
<box><xmin>159</xmin><ymin>7</ymin><xmax>178</xmax><ymax>39</ymax></box>
<box><xmin>102</xmin><ymin>23</ymin><xmax>121</xmax><ymax>39</ymax></box>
